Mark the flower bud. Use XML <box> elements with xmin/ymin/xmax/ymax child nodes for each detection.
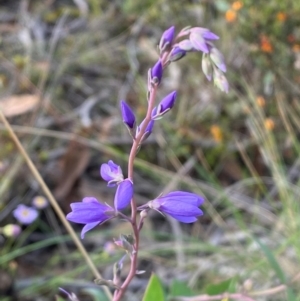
<box><xmin>178</xmin><ymin>39</ymin><xmax>194</xmax><ymax>51</ymax></box>
<box><xmin>210</xmin><ymin>47</ymin><xmax>226</xmax><ymax>72</ymax></box>
<box><xmin>120</xmin><ymin>100</ymin><xmax>136</xmax><ymax>129</ymax></box>
<box><xmin>151</xmin><ymin>60</ymin><xmax>163</xmax><ymax>84</ymax></box>
<box><xmin>159</xmin><ymin>26</ymin><xmax>175</xmax><ymax>53</ymax></box>
<box><xmin>2</xmin><ymin>224</ymin><xmax>21</xmax><ymax>237</ymax></box>
<box><xmin>153</xmin><ymin>91</ymin><xmax>177</xmax><ymax>118</ymax></box>
<box><xmin>213</xmin><ymin>68</ymin><xmax>229</xmax><ymax>93</ymax></box>
<box><xmin>202</xmin><ymin>53</ymin><xmax>213</xmax><ymax>81</ymax></box>
<box><xmin>169</xmin><ymin>47</ymin><xmax>186</xmax><ymax>62</ymax></box>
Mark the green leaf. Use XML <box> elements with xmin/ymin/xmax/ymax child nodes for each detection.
<box><xmin>170</xmin><ymin>279</ymin><xmax>194</xmax><ymax>297</ymax></box>
<box><xmin>205</xmin><ymin>277</ymin><xmax>237</xmax><ymax>295</ymax></box>
<box><xmin>142</xmin><ymin>273</ymin><xmax>165</xmax><ymax>301</ymax></box>
<box><xmin>82</xmin><ymin>288</ymin><xmax>109</xmax><ymax>301</ymax></box>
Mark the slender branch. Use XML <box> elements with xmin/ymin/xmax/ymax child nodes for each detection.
<box><xmin>0</xmin><ymin>109</ymin><xmax>112</xmax><ymax>300</ymax></box>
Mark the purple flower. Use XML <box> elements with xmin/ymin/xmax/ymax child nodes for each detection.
<box><xmin>151</xmin><ymin>60</ymin><xmax>163</xmax><ymax>84</ymax></box>
<box><xmin>66</xmin><ymin>179</ymin><xmax>133</xmax><ymax>238</ymax></box>
<box><xmin>153</xmin><ymin>91</ymin><xmax>177</xmax><ymax>118</ymax></box>
<box><xmin>114</xmin><ymin>179</ymin><xmax>133</xmax><ymax>211</ymax></box>
<box><xmin>169</xmin><ymin>47</ymin><xmax>186</xmax><ymax>62</ymax></box>
<box><xmin>66</xmin><ymin>197</ymin><xmax>114</xmax><ymax>238</ymax></box>
<box><xmin>100</xmin><ymin>160</ymin><xmax>124</xmax><ymax>187</ymax></box>
<box><xmin>190</xmin><ymin>27</ymin><xmax>219</xmax><ymax>40</ymax></box>
<box><xmin>13</xmin><ymin>204</ymin><xmax>38</xmax><ymax>225</ymax></box>
<box><xmin>140</xmin><ymin>191</ymin><xmax>204</xmax><ymax>223</ymax></box>
<box><xmin>189</xmin><ymin>27</ymin><xmax>219</xmax><ymax>54</ymax></box>
<box><xmin>32</xmin><ymin>196</ymin><xmax>48</xmax><ymax>209</ymax></box>
<box><xmin>159</xmin><ymin>26</ymin><xmax>175</xmax><ymax>52</ymax></box>
<box><xmin>120</xmin><ymin>100</ymin><xmax>136</xmax><ymax>129</ymax></box>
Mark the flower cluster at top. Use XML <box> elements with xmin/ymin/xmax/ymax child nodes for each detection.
<box><xmin>66</xmin><ymin>25</ymin><xmax>227</xmax><ymax>238</ymax></box>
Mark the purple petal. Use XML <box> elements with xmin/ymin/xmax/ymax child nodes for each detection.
<box><xmin>81</xmin><ymin>222</ymin><xmax>100</xmax><ymax>238</ymax></box>
<box><xmin>191</xmin><ymin>27</ymin><xmax>219</xmax><ymax>40</ymax></box>
<box><xmin>190</xmin><ymin>32</ymin><xmax>209</xmax><ymax>53</ymax></box>
<box><xmin>158</xmin><ymin>91</ymin><xmax>177</xmax><ymax>115</ymax></box>
<box><xmin>164</xmin><ymin>191</ymin><xmax>204</xmax><ymax>206</ymax></box>
<box><xmin>169</xmin><ymin>47</ymin><xmax>186</xmax><ymax>62</ymax></box>
<box><xmin>159</xmin><ymin>26</ymin><xmax>175</xmax><ymax>52</ymax></box>
<box><xmin>151</xmin><ymin>60</ymin><xmax>163</xmax><ymax>84</ymax></box>
<box><xmin>178</xmin><ymin>40</ymin><xmax>194</xmax><ymax>51</ymax></box>
<box><xmin>67</xmin><ymin>200</ymin><xmax>112</xmax><ymax>224</ymax></box>
<box><xmin>159</xmin><ymin>201</ymin><xmax>203</xmax><ymax>217</ymax></box>
<box><xmin>210</xmin><ymin>48</ymin><xmax>226</xmax><ymax>73</ymax></box>
<box><xmin>114</xmin><ymin>179</ymin><xmax>133</xmax><ymax>211</ymax></box>
<box><xmin>100</xmin><ymin>160</ymin><xmax>123</xmax><ymax>185</ymax></box>
<box><xmin>167</xmin><ymin>214</ymin><xmax>198</xmax><ymax>223</ymax></box>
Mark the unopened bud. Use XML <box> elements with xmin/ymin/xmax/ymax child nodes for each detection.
<box><xmin>202</xmin><ymin>53</ymin><xmax>213</xmax><ymax>81</ymax></box>
<box><xmin>2</xmin><ymin>224</ymin><xmax>21</xmax><ymax>237</ymax></box>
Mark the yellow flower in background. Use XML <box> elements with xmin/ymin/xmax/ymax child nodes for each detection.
<box><xmin>232</xmin><ymin>1</ymin><xmax>243</xmax><ymax>11</ymax></box>
<box><xmin>256</xmin><ymin>96</ymin><xmax>266</xmax><ymax>107</ymax></box>
<box><xmin>210</xmin><ymin>125</ymin><xmax>223</xmax><ymax>143</ymax></box>
<box><xmin>276</xmin><ymin>12</ymin><xmax>287</xmax><ymax>22</ymax></box>
<box><xmin>264</xmin><ymin>118</ymin><xmax>275</xmax><ymax>131</ymax></box>
<box><xmin>225</xmin><ymin>9</ymin><xmax>237</xmax><ymax>23</ymax></box>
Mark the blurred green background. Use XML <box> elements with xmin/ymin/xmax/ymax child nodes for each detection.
<box><xmin>1</xmin><ymin>0</ymin><xmax>300</xmax><ymax>300</ymax></box>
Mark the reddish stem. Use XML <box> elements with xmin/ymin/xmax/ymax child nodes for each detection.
<box><xmin>113</xmin><ymin>53</ymin><xmax>169</xmax><ymax>301</ymax></box>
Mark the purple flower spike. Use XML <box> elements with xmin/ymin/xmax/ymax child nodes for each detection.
<box><xmin>114</xmin><ymin>179</ymin><xmax>133</xmax><ymax>211</ymax></box>
<box><xmin>151</xmin><ymin>60</ymin><xmax>163</xmax><ymax>84</ymax></box>
<box><xmin>144</xmin><ymin>191</ymin><xmax>204</xmax><ymax>223</ymax></box>
<box><xmin>100</xmin><ymin>160</ymin><xmax>124</xmax><ymax>187</ymax></box>
<box><xmin>159</xmin><ymin>26</ymin><xmax>175</xmax><ymax>53</ymax></box>
<box><xmin>13</xmin><ymin>204</ymin><xmax>38</xmax><ymax>225</ymax></box>
<box><xmin>210</xmin><ymin>48</ymin><xmax>226</xmax><ymax>73</ymax></box>
<box><xmin>169</xmin><ymin>47</ymin><xmax>186</xmax><ymax>62</ymax></box>
<box><xmin>66</xmin><ymin>197</ymin><xmax>114</xmax><ymax>238</ymax></box>
<box><xmin>154</xmin><ymin>91</ymin><xmax>177</xmax><ymax>118</ymax></box>
<box><xmin>121</xmin><ymin>101</ymin><xmax>136</xmax><ymax>129</ymax></box>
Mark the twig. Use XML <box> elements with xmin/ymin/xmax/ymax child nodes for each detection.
<box><xmin>0</xmin><ymin>109</ymin><xmax>112</xmax><ymax>300</ymax></box>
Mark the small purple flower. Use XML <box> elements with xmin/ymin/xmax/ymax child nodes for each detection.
<box><xmin>32</xmin><ymin>196</ymin><xmax>48</xmax><ymax>209</ymax></box>
<box><xmin>151</xmin><ymin>60</ymin><xmax>163</xmax><ymax>84</ymax></box>
<box><xmin>100</xmin><ymin>160</ymin><xmax>124</xmax><ymax>187</ymax></box>
<box><xmin>120</xmin><ymin>101</ymin><xmax>136</xmax><ymax>129</ymax></box>
<box><xmin>153</xmin><ymin>91</ymin><xmax>177</xmax><ymax>118</ymax></box>
<box><xmin>114</xmin><ymin>179</ymin><xmax>133</xmax><ymax>211</ymax></box>
<box><xmin>140</xmin><ymin>191</ymin><xmax>204</xmax><ymax>223</ymax></box>
<box><xmin>169</xmin><ymin>47</ymin><xmax>186</xmax><ymax>62</ymax></box>
<box><xmin>66</xmin><ymin>197</ymin><xmax>114</xmax><ymax>238</ymax></box>
<box><xmin>13</xmin><ymin>204</ymin><xmax>38</xmax><ymax>225</ymax></box>
<box><xmin>159</xmin><ymin>26</ymin><xmax>175</xmax><ymax>53</ymax></box>
<box><xmin>67</xmin><ymin>180</ymin><xmax>133</xmax><ymax>238</ymax></box>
